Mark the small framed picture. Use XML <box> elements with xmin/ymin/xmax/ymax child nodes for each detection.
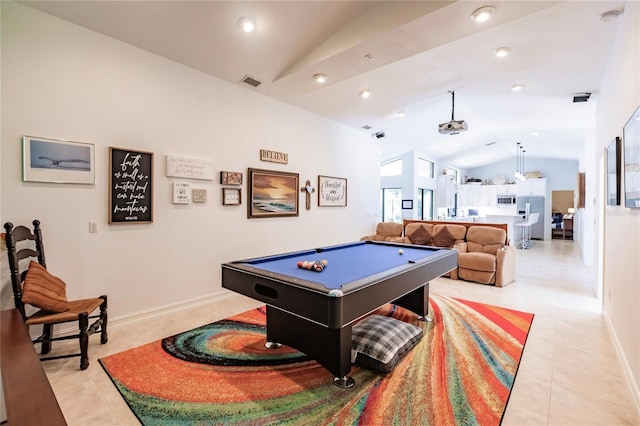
<box><xmin>220</xmin><ymin>171</ymin><xmax>243</xmax><ymax>185</ymax></box>
<box><xmin>222</xmin><ymin>187</ymin><xmax>241</xmax><ymax>205</ymax></box>
<box><xmin>402</xmin><ymin>199</ymin><xmax>413</xmax><ymax>209</ymax></box>
<box><xmin>192</xmin><ymin>188</ymin><xmax>208</xmax><ymax>203</ymax></box>
<box><xmin>22</xmin><ymin>135</ymin><xmax>95</xmax><ymax>184</ymax></box>
<box><xmin>172</xmin><ymin>183</ymin><xmax>191</xmax><ymax>204</ymax></box>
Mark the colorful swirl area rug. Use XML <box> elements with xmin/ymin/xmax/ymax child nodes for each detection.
<box><xmin>99</xmin><ymin>295</ymin><xmax>534</xmax><ymax>426</ymax></box>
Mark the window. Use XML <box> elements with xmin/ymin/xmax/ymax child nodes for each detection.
<box><xmin>381</xmin><ymin>159</ymin><xmax>402</xmax><ymax>177</ymax></box>
<box><xmin>417</xmin><ymin>158</ymin><xmax>434</xmax><ymax>178</ymax></box>
<box><xmin>381</xmin><ymin>188</ymin><xmax>402</xmax><ymax>223</ymax></box>
<box><xmin>445</xmin><ymin>167</ymin><xmax>458</xmax><ymax>184</ymax></box>
<box><xmin>417</xmin><ymin>189</ymin><xmax>434</xmax><ymax>220</ymax></box>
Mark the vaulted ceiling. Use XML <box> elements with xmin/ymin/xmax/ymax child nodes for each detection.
<box><xmin>21</xmin><ymin>0</ymin><xmax>625</xmax><ymax>168</ymax></box>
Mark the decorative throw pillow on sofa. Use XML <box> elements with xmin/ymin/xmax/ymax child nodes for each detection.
<box><xmin>408</xmin><ymin>225</ymin><xmax>432</xmax><ymax>245</ymax></box>
<box><xmin>22</xmin><ymin>261</ymin><xmax>70</xmax><ymax>313</ymax></box>
<box><xmin>432</xmin><ymin>226</ymin><xmax>457</xmax><ymax>247</ymax></box>
<box><xmin>351</xmin><ymin>314</ymin><xmax>423</xmax><ymax>373</ymax></box>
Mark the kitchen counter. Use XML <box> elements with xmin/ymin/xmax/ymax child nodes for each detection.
<box><xmin>485</xmin><ymin>214</ymin><xmax>526</xmax><ymax>245</ymax></box>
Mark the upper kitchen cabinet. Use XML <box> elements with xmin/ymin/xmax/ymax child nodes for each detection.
<box><xmin>517</xmin><ymin>178</ymin><xmax>548</xmax><ymax>197</ymax></box>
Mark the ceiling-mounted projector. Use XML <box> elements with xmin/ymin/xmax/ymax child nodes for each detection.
<box><xmin>438</xmin><ymin>120</ymin><xmax>468</xmax><ymax>134</ymax></box>
<box><xmin>438</xmin><ymin>90</ymin><xmax>468</xmax><ymax>135</ymax></box>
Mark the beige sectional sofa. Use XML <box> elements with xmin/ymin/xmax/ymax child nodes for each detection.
<box><xmin>362</xmin><ymin>220</ymin><xmax>516</xmax><ymax>287</ymax></box>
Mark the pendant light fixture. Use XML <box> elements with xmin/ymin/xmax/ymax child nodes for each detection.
<box><xmin>515</xmin><ymin>143</ymin><xmax>521</xmax><ymax>179</ymax></box>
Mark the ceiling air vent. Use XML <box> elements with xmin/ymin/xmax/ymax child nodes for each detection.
<box><xmin>361</xmin><ymin>125</ymin><xmax>372</xmax><ymax>130</ymax></box>
<box><xmin>241</xmin><ymin>75</ymin><xmax>261</xmax><ymax>88</ymax></box>
<box><xmin>573</xmin><ymin>93</ymin><xmax>591</xmax><ymax>103</ymax></box>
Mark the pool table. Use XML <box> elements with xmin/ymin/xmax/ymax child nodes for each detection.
<box><xmin>221</xmin><ymin>240</ymin><xmax>457</xmax><ymax>387</ymax></box>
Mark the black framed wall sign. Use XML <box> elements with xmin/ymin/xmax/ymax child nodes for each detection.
<box><xmin>109</xmin><ymin>147</ymin><xmax>154</xmax><ymax>223</ymax></box>
<box><xmin>402</xmin><ymin>200</ymin><xmax>413</xmax><ymax>209</ymax></box>
<box><xmin>606</xmin><ymin>136</ymin><xmax>621</xmax><ymax>206</ymax></box>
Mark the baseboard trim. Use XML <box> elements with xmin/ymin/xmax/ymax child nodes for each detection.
<box><xmin>47</xmin><ymin>291</ymin><xmax>237</xmax><ymax>337</ymax></box>
<box><xmin>109</xmin><ymin>291</ymin><xmax>236</xmax><ymax>327</ymax></box>
<box><xmin>603</xmin><ymin>309</ymin><xmax>640</xmax><ymax>415</ymax></box>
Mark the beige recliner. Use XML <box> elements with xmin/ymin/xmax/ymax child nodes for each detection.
<box><xmin>457</xmin><ymin>226</ymin><xmax>516</xmax><ymax>287</ymax></box>
<box><xmin>360</xmin><ymin>222</ymin><xmax>404</xmax><ymax>242</ymax></box>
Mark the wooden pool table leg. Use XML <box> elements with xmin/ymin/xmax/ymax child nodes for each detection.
<box><xmin>265</xmin><ymin>305</ymin><xmax>354</xmax><ymax>388</ymax></box>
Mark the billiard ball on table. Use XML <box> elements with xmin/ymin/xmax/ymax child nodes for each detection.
<box><xmin>398</xmin><ymin>249</ymin><xmax>404</xmax><ymax>255</ymax></box>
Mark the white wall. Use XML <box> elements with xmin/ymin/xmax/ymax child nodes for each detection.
<box><xmin>596</xmin><ymin>0</ymin><xmax>640</xmax><ymax>408</ymax></box>
<box><xmin>0</xmin><ymin>2</ymin><xmax>380</xmax><ymax>318</ymax></box>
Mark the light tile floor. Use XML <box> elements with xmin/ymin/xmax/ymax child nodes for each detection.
<box><xmin>42</xmin><ymin>239</ymin><xmax>640</xmax><ymax>425</ymax></box>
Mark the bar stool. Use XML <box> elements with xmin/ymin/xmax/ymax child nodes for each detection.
<box><xmin>515</xmin><ymin>213</ymin><xmax>539</xmax><ymax>249</ymax></box>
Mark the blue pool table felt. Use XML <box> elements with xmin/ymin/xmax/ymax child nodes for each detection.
<box><xmin>243</xmin><ymin>242</ymin><xmax>442</xmax><ymax>290</ymax></box>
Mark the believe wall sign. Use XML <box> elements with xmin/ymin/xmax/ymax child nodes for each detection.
<box><xmin>260</xmin><ymin>149</ymin><xmax>288</xmax><ymax>164</ymax></box>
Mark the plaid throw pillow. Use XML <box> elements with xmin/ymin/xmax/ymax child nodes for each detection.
<box><xmin>351</xmin><ymin>314</ymin><xmax>423</xmax><ymax>373</ymax></box>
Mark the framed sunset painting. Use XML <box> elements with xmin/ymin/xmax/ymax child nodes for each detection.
<box><xmin>247</xmin><ymin>168</ymin><xmax>299</xmax><ymax>218</ymax></box>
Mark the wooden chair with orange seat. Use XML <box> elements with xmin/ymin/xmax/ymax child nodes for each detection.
<box><xmin>3</xmin><ymin>220</ymin><xmax>108</xmax><ymax>370</ymax></box>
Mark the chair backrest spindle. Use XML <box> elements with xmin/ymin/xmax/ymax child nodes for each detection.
<box><xmin>3</xmin><ymin>221</ymin><xmax>47</xmax><ymax>321</ymax></box>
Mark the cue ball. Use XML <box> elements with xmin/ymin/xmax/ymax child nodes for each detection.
<box><xmin>398</xmin><ymin>249</ymin><xmax>404</xmax><ymax>255</ymax></box>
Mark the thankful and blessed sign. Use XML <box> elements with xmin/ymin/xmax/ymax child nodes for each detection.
<box><xmin>318</xmin><ymin>175</ymin><xmax>347</xmax><ymax>207</ymax></box>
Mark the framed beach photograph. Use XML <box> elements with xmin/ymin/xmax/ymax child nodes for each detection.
<box><xmin>22</xmin><ymin>135</ymin><xmax>95</xmax><ymax>184</ymax></box>
<box><xmin>623</xmin><ymin>105</ymin><xmax>640</xmax><ymax>208</ymax></box>
<box><xmin>606</xmin><ymin>136</ymin><xmax>621</xmax><ymax>206</ymax></box>
<box><xmin>247</xmin><ymin>168</ymin><xmax>299</xmax><ymax>218</ymax></box>
<box><xmin>318</xmin><ymin>175</ymin><xmax>347</xmax><ymax>207</ymax></box>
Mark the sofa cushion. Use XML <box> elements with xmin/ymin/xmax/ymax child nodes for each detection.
<box><xmin>466</xmin><ymin>227</ymin><xmax>506</xmax><ymax>254</ymax></box>
<box><xmin>22</xmin><ymin>261</ymin><xmax>70</xmax><ymax>313</ymax></box>
<box><xmin>432</xmin><ymin>226</ymin><xmax>457</xmax><ymax>247</ymax></box>
<box><xmin>406</xmin><ymin>224</ymin><xmax>432</xmax><ymax>245</ymax></box>
<box><xmin>351</xmin><ymin>314</ymin><xmax>423</xmax><ymax>373</ymax></box>
<box><xmin>458</xmin><ymin>252</ymin><xmax>496</xmax><ymax>272</ymax></box>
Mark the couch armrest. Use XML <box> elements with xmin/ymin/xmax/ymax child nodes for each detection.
<box><xmin>496</xmin><ymin>246</ymin><xmax>517</xmax><ymax>287</ymax></box>
<box><xmin>453</xmin><ymin>241</ymin><xmax>467</xmax><ymax>253</ymax></box>
<box><xmin>386</xmin><ymin>236</ymin><xmax>405</xmax><ymax>243</ymax></box>
<box><xmin>360</xmin><ymin>235</ymin><xmax>375</xmax><ymax>241</ymax></box>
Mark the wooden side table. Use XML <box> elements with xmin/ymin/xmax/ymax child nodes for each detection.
<box><xmin>563</xmin><ymin>217</ymin><xmax>574</xmax><ymax>240</ymax></box>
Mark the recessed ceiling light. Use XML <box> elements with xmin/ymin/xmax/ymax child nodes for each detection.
<box><xmin>494</xmin><ymin>47</ymin><xmax>511</xmax><ymax>58</ymax></box>
<box><xmin>512</xmin><ymin>84</ymin><xmax>524</xmax><ymax>92</ymax></box>
<box><xmin>237</xmin><ymin>17</ymin><xmax>256</xmax><ymax>32</ymax></box>
<box><xmin>395</xmin><ymin>111</ymin><xmax>405</xmax><ymax>117</ymax></box>
<box><xmin>471</xmin><ymin>6</ymin><xmax>495</xmax><ymax>23</ymax></box>
<box><xmin>599</xmin><ymin>10</ymin><xmax>621</xmax><ymax>23</ymax></box>
<box><xmin>313</xmin><ymin>73</ymin><xmax>327</xmax><ymax>84</ymax></box>
<box><xmin>531</xmin><ymin>132</ymin><xmax>539</xmax><ymax>136</ymax></box>
<box><xmin>360</xmin><ymin>90</ymin><xmax>371</xmax><ymax>99</ymax></box>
